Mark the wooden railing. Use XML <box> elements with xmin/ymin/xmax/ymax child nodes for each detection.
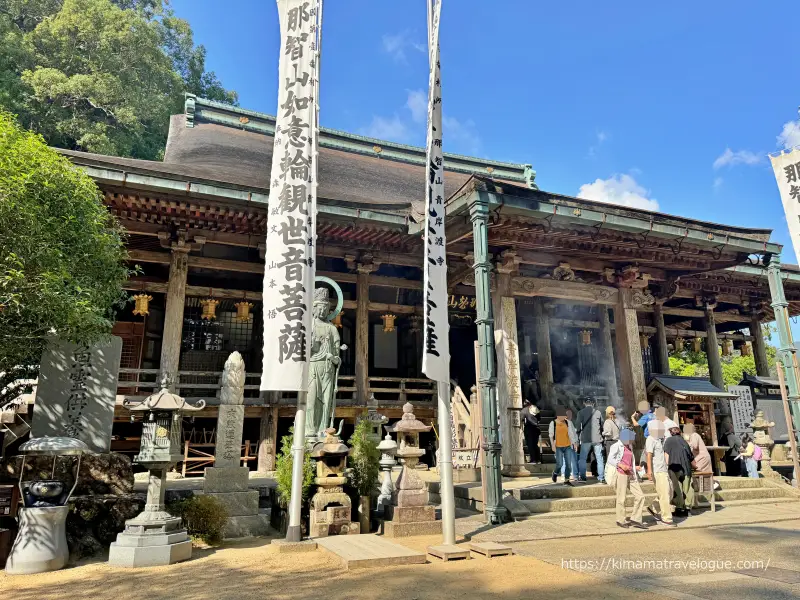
<box><xmin>116</xmin><ymin>369</ymin><xmax>436</xmax><ymax>406</ymax></box>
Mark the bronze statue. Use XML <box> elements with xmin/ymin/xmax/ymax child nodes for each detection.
<box><xmin>306</xmin><ymin>286</ymin><xmax>342</xmax><ymax>437</ymax></box>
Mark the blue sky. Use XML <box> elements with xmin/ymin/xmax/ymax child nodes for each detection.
<box><xmin>172</xmin><ymin>0</ymin><xmax>800</xmax><ymax>256</ymax></box>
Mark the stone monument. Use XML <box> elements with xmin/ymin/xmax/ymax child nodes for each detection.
<box><xmin>203</xmin><ymin>352</ymin><xmax>269</xmax><ymax>538</ymax></box>
<box><xmin>383</xmin><ymin>402</ymin><xmax>441</xmax><ymax>537</ymax></box>
<box><xmin>306</xmin><ymin>286</ymin><xmax>342</xmax><ymax>439</ymax></box>
<box><xmin>377</xmin><ymin>433</ymin><xmax>397</xmax><ymax>516</ymax></box>
<box><xmin>750</xmin><ymin>410</ymin><xmax>781</xmax><ymax>479</ymax></box>
<box><xmin>32</xmin><ymin>336</ymin><xmax>122</xmax><ymax>453</ymax></box>
<box><xmin>308</xmin><ymin>428</ymin><xmax>359</xmax><ymax>537</ymax></box>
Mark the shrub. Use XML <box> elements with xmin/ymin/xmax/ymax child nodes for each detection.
<box><xmin>348</xmin><ymin>417</ymin><xmax>380</xmax><ymax>497</ymax></box>
<box><xmin>169</xmin><ymin>494</ymin><xmax>228</xmax><ymax>545</ymax></box>
<box><xmin>274</xmin><ymin>427</ymin><xmax>315</xmax><ymax>508</ymax></box>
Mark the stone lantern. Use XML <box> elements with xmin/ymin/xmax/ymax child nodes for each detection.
<box><xmin>308</xmin><ymin>428</ymin><xmax>360</xmax><ymax>537</ymax></box>
<box><xmin>750</xmin><ymin>410</ymin><xmax>780</xmax><ymax>479</ymax></box>
<box><xmin>382</xmin><ymin>402</ymin><xmax>441</xmax><ymax>537</ymax></box>
<box><xmin>376</xmin><ymin>433</ymin><xmax>397</xmax><ymax>515</ymax></box>
<box><xmin>108</xmin><ymin>382</ymin><xmax>205</xmax><ymax>567</ymax></box>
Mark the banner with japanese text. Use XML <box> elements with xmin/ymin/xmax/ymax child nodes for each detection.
<box><xmin>422</xmin><ymin>0</ymin><xmax>450</xmax><ymax>382</ymax></box>
<box><xmin>261</xmin><ymin>0</ymin><xmax>321</xmax><ymax>391</ymax></box>
<box><xmin>770</xmin><ymin>148</ymin><xmax>800</xmax><ymax>265</ymax></box>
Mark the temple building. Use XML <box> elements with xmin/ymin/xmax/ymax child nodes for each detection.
<box><xmin>52</xmin><ymin>95</ymin><xmax>800</xmax><ymax>473</ymax></box>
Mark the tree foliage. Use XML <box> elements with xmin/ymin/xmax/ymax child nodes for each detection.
<box><xmin>348</xmin><ymin>417</ymin><xmax>381</xmax><ymax>497</ymax></box>
<box><xmin>0</xmin><ymin>111</ymin><xmax>128</xmax><ymax>405</ymax></box>
<box><xmin>274</xmin><ymin>428</ymin><xmax>315</xmax><ymax>508</ymax></box>
<box><xmin>0</xmin><ymin>0</ymin><xmax>236</xmax><ymax>159</ymax></box>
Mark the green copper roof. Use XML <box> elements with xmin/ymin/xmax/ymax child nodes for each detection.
<box><xmin>184</xmin><ymin>94</ymin><xmax>536</xmax><ymax>188</ymax></box>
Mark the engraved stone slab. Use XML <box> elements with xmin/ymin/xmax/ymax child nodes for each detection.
<box><xmin>215</xmin><ymin>405</ymin><xmax>245</xmax><ymax>468</ymax></box>
<box><xmin>32</xmin><ymin>337</ymin><xmax>122</xmax><ymax>453</ymax></box>
<box><xmin>203</xmin><ymin>466</ymin><xmax>250</xmax><ymax>493</ymax></box>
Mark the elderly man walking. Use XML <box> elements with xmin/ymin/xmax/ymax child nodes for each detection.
<box><xmin>577</xmin><ymin>396</ymin><xmax>605</xmax><ymax>483</ymax></box>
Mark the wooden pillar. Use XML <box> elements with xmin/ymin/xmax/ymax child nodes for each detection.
<box><xmin>493</xmin><ymin>257</ymin><xmax>526</xmax><ymax>476</ymax></box>
<box><xmin>532</xmin><ymin>298</ymin><xmax>554</xmax><ymax>408</ymax></box>
<box><xmin>704</xmin><ymin>302</ymin><xmax>724</xmax><ymax>389</ymax></box>
<box><xmin>597</xmin><ymin>306</ymin><xmax>620</xmax><ymax>407</ymax></box>
<box><xmin>257</xmin><ymin>395</ymin><xmax>280</xmax><ymax>473</ymax></box>
<box><xmin>750</xmin><ymin>311</ymin><xmax>770</xmax><ymax>377</ymax></box>
<box><xmin>159</xmin><ymin>244</ymin><xmax>190</xmax><ymax>389</ymax></box>
<box><xmin>355</xmin><ymin>262</ymin><xmax>375</xmax><ymax>404</ymax></box>
<box><xmin>614</xmin><ymin>290</ymin><xmax>647</xmax><ymax>416</ymax></box>
<box><xmin>653</xmin><ymin>301</ymin><xmax>671</xmax><ymax>375</ymax></box>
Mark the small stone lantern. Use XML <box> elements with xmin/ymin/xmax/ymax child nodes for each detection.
<box><xmin>108</xmin><ymin>381</ymin><xmax>205</xmax><ymax>567</ymax></box>
<box><xmin>750</xmin><ymin>410</ymin><xmax>780</xmax><ymax>479</ymax></box>
<box><xmin>382</xmin><ymin>402</ymin><xmax>441</xmax><ymax>537</ymax></box>
<box><xmin>377</xmin><ymin>433</ymin><xmax>397</xmax><ymax>515</ymax></box>
<box><xmin>308</xmin><ymin>428</ymin><xmax>360</xmax><ymax>537</ymax></box>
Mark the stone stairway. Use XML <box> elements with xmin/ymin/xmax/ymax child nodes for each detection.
<box><xmin>428</xmin><ymin>475</ymin><xmax>800</xmax><ymax>517</ymax></box>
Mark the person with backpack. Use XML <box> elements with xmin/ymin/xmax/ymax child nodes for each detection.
<box><xmin>738</xmin><ymin>433</ymin><xmax>761</xmax><ymax>478</ymax></box>
<box><xmin>549</xmin><ymin>405</ymin><xmax>578</xmax><ymax>485</ymax></box>
<box><xmin>663</xmin><ymin>420</ymin><xmax>695</xmax><ymax>517</ymax></box>
<box><xmin>577</xmin><ymin>396</ymin><xmax>605</xmax><ymax>483</ymax></box>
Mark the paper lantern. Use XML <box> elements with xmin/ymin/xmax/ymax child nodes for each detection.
<box><xmin>580</xmin><ymin>329</ymin><xmax>592</xmax><ymax>346</ymax></box>
<box><xmin>234</xmin><ymin>301</ymin><xmax>253</xmax><ymax>323</ymax></box>
<box><xmin>132</xmin><ymin>294</ymin><xmax>152</xmax><ymax>316</ymax></box>
<box><xmin>381</xmin><ymin>313</ymin><xmax>396</xmax><ymax>333</ymax></box>
<box><xmin>640</xmin><ymin>334</ymin><xmax>650</xmax><ymax>348</ymax></box>
<box><xmin>722</xmin><ymin>339</ymin><xmax>733</xmax><ymax>356</ymax></box>
<box><xmin>200</xmin><ymin>298</ymin><xmax>219</xmax><ymax>320</ymax></box>
<box><xmin>693</xmin><ymin>337</ymin><xmax>702</xmax><ymax>353</ymax></box>
<box><xmin>674</xmin><ymin>336</ymin><xmax>685</xmax><ymax>352</ymax></box>
<box><xmin>741</xmin><ymin>341</ymin><xmax>752</xmax><ymax>356</ymax></box>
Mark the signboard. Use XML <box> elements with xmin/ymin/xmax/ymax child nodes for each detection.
<box><xmin>727</xmin><ymin>385</ymin><xmax>755</xmax><ymax>435</ymax></box>
<box><xmin>32</xmin><ymin>337</ymin><xmax>122</xmax><ymax>453</ymax></box>
<box><xmin>261</xmin><ymin>0</ymin><xmax>322</xmax><ymax>391</ymax></box>
<box><xmin>770</xmin><ymin>148</ymin><xmax>800</xmax><ymax>265</ymax></box>
<box><xmin>453</xmin><ymin>448</ymin><xmax>479</xmax><ymax>469</ymax></box>
<box><xmin>421</xmin><ymin>0</ymin><xmax>450</xmax><ymax>383</ymax></box>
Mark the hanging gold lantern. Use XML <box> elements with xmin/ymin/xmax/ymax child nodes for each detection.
<box><xmin>640</xmin><ymin>334</ymin><xmax>650</xmax><ymax>348</ymax></box>
<box><xmin>693</xmin><ymin>337</ymin><xmax>702</xmax><ymax>353</ymax></box>
<box><xmin>580</xmin><ymin>329</ymin><xmax>592</xmax><ymax>346</ymax></box>
<box><xmin>332</xmin><ymin>312</ymin><xmax>343</xmax><ymax>329</ymax></box>
<box><xmin>674</xmin><ymin>336</ymin><xmax>685</xmax><ymax>352</ymax></box>
<box><xmin>132</xmin><ymin>293</ymin><xmax>153</xmax><ymax>316</ymax></box>
<box><xmin>234</xmin><ymin>301</ymin><xmax>253</xmax><ymax>323</ymax></box>
<box><xmin>741</xmin><ymin>341</ymin><xmax>752</xmax><ymax>356</ymax></box>
<box><xmin>200</xmin><ymin>298</ymin><xmax>219</xmax><ymax>320</ymax></box>
<box><xmin>381</xmin><ymin>313</ymin><xmax>396</xmax><ymax>333</ymax></box>
<box><xmin>721</xmin><ymin>339</ymin><xmax>733</xmax><ymax>356</ymax></box>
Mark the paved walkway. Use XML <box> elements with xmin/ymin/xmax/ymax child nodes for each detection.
<box><xmin>454</xmin><ymin>500</ymin><xmax>800</xmax><ymax>543</ymax></box>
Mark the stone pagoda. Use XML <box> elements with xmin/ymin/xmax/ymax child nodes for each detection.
<box><xmin>308</xmin><ymin>428</ymin><xmax>360</xmax><ymax>537</ymax></box>
<box><xmin>383</xmin><ymin>402</ymin><xmax>441</xmax><ymax>537</ymax></box>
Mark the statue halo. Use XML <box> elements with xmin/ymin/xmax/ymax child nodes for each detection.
<box><xmin>314</xmin><ymin>275</ymin><xmax>344</xmax><ymax>322</ymax></box>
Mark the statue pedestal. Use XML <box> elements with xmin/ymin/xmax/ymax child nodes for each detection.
<box><xmin>203</xmin><ymin>467</ymin><xmax>269</xmax><ymax>538</ymax></box>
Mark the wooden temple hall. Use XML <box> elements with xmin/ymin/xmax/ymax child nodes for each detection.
<box><xmin>57</xmin><ymin>95</ymin><xmax>800</xmax><ymax>473</ymax></box>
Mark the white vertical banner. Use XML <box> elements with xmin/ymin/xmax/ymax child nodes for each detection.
<box><xmin>422</xmin><ymin>0</ymin><xmax>450</xmax><ymax>382</ymax></box>
<box><xmin>261</xmin><ymin>0</ymin><xmax>321</xmax><ymax>391</ymax></box>
<box><xmin>770</xmin><ymin>148</ymin><xmax>800</xmax><ymax>265</ymax></box>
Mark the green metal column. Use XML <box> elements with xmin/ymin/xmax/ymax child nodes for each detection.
<box><xmin>766</xmin><ymin>255</ymin><xmax>800</xmax><ymax>434</ymax></box>
<box><xmin>469</xmin><ymin>192</ymin><xmax>507</xmax><ymax>524</ymax></box>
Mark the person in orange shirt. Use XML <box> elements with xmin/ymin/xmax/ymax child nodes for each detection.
<box><xmin>548</xmin><ymin>406</ymin><xmax>578</xmax><ymax>485</ymax></box>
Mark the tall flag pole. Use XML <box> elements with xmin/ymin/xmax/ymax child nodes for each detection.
<box><xmin>261</xmin><ymin>0</ymin><xmax>322</xmax><ymax>542</ymax></box>
<box><xmin>422</xmin><ymin>0</ymin><xmax>456</xmax><ymax>547</ymax></box>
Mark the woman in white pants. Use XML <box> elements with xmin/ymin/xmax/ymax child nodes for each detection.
<box><xmin>607</xmin><ymin>428</ymin><xmax>647</xmax><ymax>529</ymax></box>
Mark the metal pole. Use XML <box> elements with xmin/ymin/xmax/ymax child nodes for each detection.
<box><xmin>285</xmin><ymin>390</ymin><xmax>307</xmax><ymax>542</ymax></box>
<box><xmin>469</xmin><ymin>191</ymin><xmax>507</xmax><ymax>524</ymax></box>
<box><xmin>437</xmin><ymin>379</ymin><xmax>456</xmax><ymax>544</ymax></box>
<box><xmin>778</xmin><ymin>362</ymin><xmax>800</xmax><ymax>486</ymax></box>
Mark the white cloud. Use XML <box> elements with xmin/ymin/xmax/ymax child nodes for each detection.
<box><xmin>443</xmin><ymin>115</ymin><xmax>481</xmax><ymax>155</ymax></box>
<box><xmin>713</xmin><ymin>177</ymin><xmax>724</xmax><ymax>190</ymax></box>
<box><xmin>597</xmin><ymin>131</ymin><xmax>608</xmax><ymax>143</ymax></box>
<box><xmin>359</xmin><ymin>115</ymin><xmax>410</xmax><ymax>143</ymax></box>
<box><xmin>382</xmin><ymin>31</ymin><xmax>425</xmax><ymax>62</ymax></box>
<box><xmin>778</xmin><ymin>119</ymin><xmax>800</xmax><ymax>150</ymax></box>
<box><xmin>712</xmin><ymin>148</ymin><xmax>762</xmax><ymax>169</ymax></box>
<box><xmin>406</xmin><ymin>89</ymin><xmax>427</xmax><ymax>124</ymax></box>
<box><xmin>588</xmin><ymin>130</ymin><xmax>609</xmax><ymax>158</ymax></box>
<box><xmin>577</xmin><ymin>174</ymin><xmax>659</xmax><ymax>212</ymax></box>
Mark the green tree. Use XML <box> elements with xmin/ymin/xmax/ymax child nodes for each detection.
<box><xmin>0</xmin><ymin>112</ymin><xmax>129</xmax><ymax>405</ymax></box>
<box><xmin>669</xmin><ymin>334</ymin><xmax>777</xmax><ymax>387</ymax></box>
<box><xmin>348</xmin><ymin>418</ymin><xmax>381</xmax><ymax>497</ymax></box>
<box><xmin>274</xmin><ymin>428</ymin><xmax>315</xmax><ymax>508</ymax></box>
<box><xmin>0</xmin><ymin>0</ymin><xmax>236</xmax><ymax>159</ymax></box>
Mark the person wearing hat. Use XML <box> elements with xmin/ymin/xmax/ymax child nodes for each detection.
<box><xmin>645</xmin><ymin>420</ymin><xmax>676</xmax><ymax>526</ymax></box>
<box><xmin>664</xmin><ymin>420</ymin><xmax>696</xmax><ymax>516</ymax></box>
<box><xmin>603</xmin><ymin>406</ymin><xmax>621</xmax><ymax>460</ymax></box>
<box><xmin>522</xmin><ymin>400</ymin><xmax>542</xmax><ymax>464</ymax></box>
<box><xmin>607</xmin><ymin>428</ymin><xmax>647</xmax><ymax>529</ymax></box>
<box><xmin>549</xmin><ymin>405</ymin><xmax>578</xmax><ymax>485</ymax></box>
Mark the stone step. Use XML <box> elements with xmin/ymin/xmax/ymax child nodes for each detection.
<box><xmin>515</xmin><ymin>477</ymin><xmax>768</xmax><ymax>500</ymax></box>
<box><xmin>521</xmin><ymin>486</ymin><xmax>792</xmax><ymax>513</ymax></box>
